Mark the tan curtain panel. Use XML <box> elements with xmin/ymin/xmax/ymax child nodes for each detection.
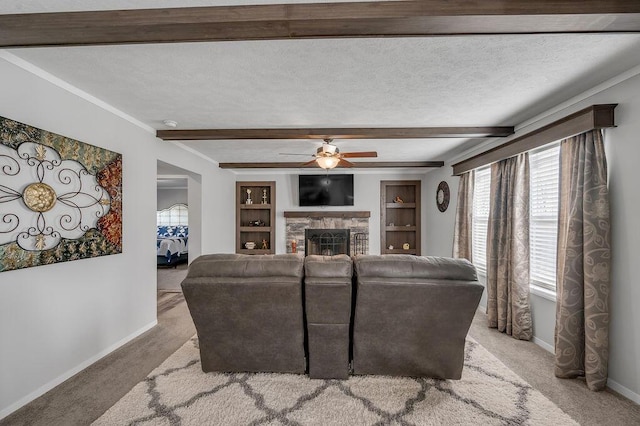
<box><xmin>555</xmin><ymin>129</ymin><xmax>611</xmax><ymax>391</ymax></box>
<box><xmin>487</xmin><ymin>153</ymin><xmax>532</xmax><ymax>340</ymax></box>
<box><xmin>453</xmin><ymin>171</ymin><xmax>474</xmax><ymax>261</ymax></box>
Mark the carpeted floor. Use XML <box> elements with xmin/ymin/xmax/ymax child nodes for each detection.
<box><xmin>3</xmin><ymin>266</ymin><xmax>640</xmax><ymax>425</ymax></box>
<box><xmin>468</xmin><ymin>313</ymin><xmax>640</xmax><ymax>425</ymax></box>
<box><xmin>93</xmin><ymin>336</ymin><xmax>576</xmax><ymax>425</ymax></box>
<box><xmin>157</xmin><ymin>263</ymin><xmax>188</xmax><ymax>292</ymax></box>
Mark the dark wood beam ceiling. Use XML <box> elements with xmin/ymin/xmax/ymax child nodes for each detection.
<box><xmin>157</xmin><ymin>127</ymin><xmax>514</xmax><ymax>141</ymax></box>
<box><xmin>2</xmin><ymin>1</ymin><xmax>640</xmax><ymax>48</ymax></box>
<box><xmin>218</xmin><ymin>161</ymin><xmax>444</xmax><ymax>169</ymax></box>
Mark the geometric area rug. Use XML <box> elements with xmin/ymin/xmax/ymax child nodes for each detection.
<box><xmin>92</xmin><ymin>337</ymin><xmax>577</xmax><ymax>426</ymax></box>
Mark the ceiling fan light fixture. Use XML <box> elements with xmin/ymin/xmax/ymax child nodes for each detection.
<box><xmin>321</xmin><ymin>142</ymin><xmax>338</xmax><ymax>155</ymax></box>
<box><xmin>316</xmin><ymin>156</ymin><xmax>340</xmax><ymax>169</ymax></box>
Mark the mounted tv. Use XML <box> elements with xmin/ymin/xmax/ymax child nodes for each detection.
<box><xmin>299</xmin><ymin>174</ymin><xmax>354</xmax><ymax>206</ymax></box>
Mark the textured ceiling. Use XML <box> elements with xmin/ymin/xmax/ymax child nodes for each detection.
<box><xmin>3</xmin><ymin>2</ymin><xmax>640</xmax><ymax>166</ymax></box>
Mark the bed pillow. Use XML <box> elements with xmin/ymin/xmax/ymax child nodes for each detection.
<box><xmin>175</xmin><ymin>226</ymin><xmax>189</xmax><ymax>238</ymax></box>
<box><xmin>157</xmin><ymin>226</ymin><xmax>176</xmax><ymax>238</ymax></box>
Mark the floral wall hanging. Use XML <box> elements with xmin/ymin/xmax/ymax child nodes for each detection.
<box><xmin>0</xmin><ymin>116</ymin><xmax>122</xmax><ymax>272</ymax></box>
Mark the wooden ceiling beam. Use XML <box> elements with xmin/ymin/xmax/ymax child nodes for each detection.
<box><xmin>218</xmin><ymin>161</ymin><xmax>444</xmax><ymax>169</ymax></box>
<box><xmin>2</xmin><ymin>1</ymin><xmax>640</xmax><ymax>48</ymax></box>
<box><xmin>157</xmin><ymin>127</ymin><xmax>514</xmax><ymax>141</ymax></box>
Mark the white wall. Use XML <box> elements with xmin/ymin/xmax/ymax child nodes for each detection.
<box><xmin>155</xmin><ymin>144</ymin><xmax>235</xmax><ymax>259</ymax></box>
<box><xmin>234</xmin><ymin>171</ymin><xmax>428</xmax><ymax>255</ymax></box>
<box><xmin>0</xmin><ymin>54</ymin><xmax>235</xmax><ymax>418</ymax></box>
<box><xmin>421</xmin><ymin>168</ymin><xmax>458</xmax><ymax>257</ymax></box>
<box><xmin>423</xmin><ymin>70</ymin><xmax>640</xmax><ymax>403</ymax></box>
<box><xmin>157</xmin><ymin>188</ymin><xmax>188</xmax><ymax>210</ymax></box>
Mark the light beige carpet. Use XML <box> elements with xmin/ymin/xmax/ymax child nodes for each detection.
<box><xmin>157</xmin><ymin>263</ymin><xmax>188</xmax><ymax>292</ymax></box>
<box><xmin>93</xmin><ymin>337</ymin><xmax>577</xmax><ymax>425</ymax></box>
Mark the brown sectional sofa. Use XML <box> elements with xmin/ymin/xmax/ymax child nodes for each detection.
<box><xmin>181</xmin><ymin>253</ymin><xmax>483</xmax><ymax>380</ymax></box>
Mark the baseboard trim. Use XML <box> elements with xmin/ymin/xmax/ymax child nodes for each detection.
<box><xmin>529</xmin><ymin>341</ymin><xmax>640</xmax><ymax>404</ymax></box>
<box><xmin>532</xmin><ymin>336</ymin><xmax>554</xmax><ymax>353</ymax></box>
<box><xmin>0</xmin><ymin>320</ymin><xmax>157</xmax><ymax>420</ymax></box>
<box><xmin>607</xmin><ymin>378</ymin><xmax>640</xmax><ymax>405</ymax></box>
<box><xmin>477</xmin><ymin>306</ymin><xmax>556</xmax><ymax>355</ymax></box>
<box><xmin>476</xmin><ymin>307</ymin><xmax>640</xmax><ymax>405</ymax></box>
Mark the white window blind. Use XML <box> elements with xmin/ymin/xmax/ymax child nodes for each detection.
<box><xmin>472</xmin><ymin>167</ymin><xmax>491</xmax><ymax>274</ymax></box>
<box><xmin>157</xmin><ymin>204</ymin><xmax>189</xmax><ymax>226</ymax></box>
<box><xmin>529</xmin><ymin>144</ymin><xmax>560</xmax><ymax>291</ymax></box>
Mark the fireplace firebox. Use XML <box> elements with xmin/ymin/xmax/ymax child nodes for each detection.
<box><xmin>305</xmin><ymin>229</ymin><xmax>350</xmax><ymax>256</ymax></box>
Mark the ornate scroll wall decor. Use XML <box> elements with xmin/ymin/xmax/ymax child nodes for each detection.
<box><xmin>0</xmin><ymin>116</ymin><xmax>122</xmax><ymax>272</ymax></box>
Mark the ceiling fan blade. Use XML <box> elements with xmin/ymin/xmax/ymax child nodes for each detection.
<box><xmin>279</xmin><ymin>153</ymin><xmax>313</xmax><ymax>156</ymax></box>
<box><xmin>339</xmin><ymin>158</ymin><xmax>355</xmax><ymax>168</ymax></box>
<box><xmin>341</xmin><ymin>151</ymin><xmax>378</xmax><ymax>158</ymax></box>
<box><xmin>302</xmin><ymin>159</ymin><xmax>317</xmax><ymax>167</ymax></box>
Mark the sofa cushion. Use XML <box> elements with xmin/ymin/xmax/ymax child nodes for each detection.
<box><xmin>304</xmin><ymin>254</ymin><xmax>352</xmax><ymax>278</ymax></box>
<box><xmin>186</xmin><ymin>253</ymin><xmax>304</xmax><ymax>279</ymax></box>
<box><xmin>353</xmin><ymin>254</ymin><xmax>477</xmax><ymax>281</ymax></box>
<box><xmin>304</xmin><ymin>255</ymin><xmax>353</xmax><ymax>325</ymax></box>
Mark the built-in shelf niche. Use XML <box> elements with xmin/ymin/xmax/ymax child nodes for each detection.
<box><xmin>380</xmin><ymin>180</ymin><xmax>421</xmax><ymax>255</ymax></box>
<box><xmin>236</xmin><ymin>181</ymin><xmax>275</xmax><ymax>255</ymax></box>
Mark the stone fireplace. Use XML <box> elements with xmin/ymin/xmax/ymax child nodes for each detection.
<box><xmin>284</xmin><ymin>211</ymin><xmax>370</xmax><ymax>256</ymax></box>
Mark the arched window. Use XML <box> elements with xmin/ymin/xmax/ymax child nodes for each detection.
<box><xmin>156</xmin><ymin>204</ymin><xmax>188</xmax><ymax>226</ymax></box>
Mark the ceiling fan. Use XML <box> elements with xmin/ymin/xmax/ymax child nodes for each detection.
<box><xmin>280</xmin><ymin>139</ymin><xmax>377</xmax><ymax>169</ymax></box>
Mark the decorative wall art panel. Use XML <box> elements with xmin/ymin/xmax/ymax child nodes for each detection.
<box><xmin>0</xmin><ymin>116</ymin><xmax>122</xmax><ymax>272</ymax></box>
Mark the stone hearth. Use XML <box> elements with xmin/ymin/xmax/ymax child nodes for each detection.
<box><xmin>284</xmin><ymin>211</ymin><xmax>369</xmax><ymax>255</ymax></box>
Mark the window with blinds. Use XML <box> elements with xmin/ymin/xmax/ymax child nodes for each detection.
<box><xmin>157</xmin><ymin>204</ymin><xmax>189</xmax><ymax>226</ymax></box>
<box><xmin>529</xmin><ymin>144</ymin><xmax>560</xmax><ymax>291</ymax></box>
<box><xmin>472</xmin><ymin>167</ymin><xmax>491</xmax><ymax>274</ymax></box>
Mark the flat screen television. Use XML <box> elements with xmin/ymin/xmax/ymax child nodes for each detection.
<box><xmin>299</xmin><ymin>174</ymin><xmax>354</xmax><ymax>206</ymax></box>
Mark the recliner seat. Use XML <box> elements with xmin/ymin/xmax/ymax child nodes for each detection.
<box><xmin>181</xmin><ymin>253</ymin><xmax>306</xmax><ymax>374</ymax></box>
<box><xmin>352</xmin><ymin>254</ymin><xmax>483</xmax><ymax>379</ymax></box>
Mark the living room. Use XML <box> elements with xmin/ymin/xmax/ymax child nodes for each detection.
<box><xmin>1</xmin><ymin>1</ymin><xmax>640</xmax><ymax>424</ymax></box>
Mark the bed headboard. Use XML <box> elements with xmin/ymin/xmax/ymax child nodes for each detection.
<box><xmin>157</xmin><ymin>203</ymin><xmax>188</xmax><ymax>238</ymax></box>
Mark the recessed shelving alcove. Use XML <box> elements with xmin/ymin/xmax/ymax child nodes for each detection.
<box><xmin>236</xmin><ymin>181</ymin><xmax>275</xmax><ymax>254</ymax></box>
<box><xmin>380</xmin><ymin>180</ymin><xmax>421</xmax><ymax>255</ymax></box>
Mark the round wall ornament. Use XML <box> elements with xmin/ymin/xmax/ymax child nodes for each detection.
<box><xmin>436</xmin><ymin>181</ymin><xmax>450</xmax><ymax>212</ymax></box>
<box><xmin>23</xmin><ymin>182</ymin><xmax>57</xmax><ymax>212</ymax></box>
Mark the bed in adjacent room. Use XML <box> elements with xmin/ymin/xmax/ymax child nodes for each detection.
<box><xmin>156</xmin><ymin>203</ymin><xmax>189</xmax><ymax>267</ymax></box>
<box><xmin>157</xmin><ymin>225</ymin><xmax>188</xmax><ymax>267</ymax></box>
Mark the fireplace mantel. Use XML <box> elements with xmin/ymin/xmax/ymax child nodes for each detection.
<box><xmin>284</xmin><ymin>211</ymin><xmax>370</xmax><ymax>219</ymax></box>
